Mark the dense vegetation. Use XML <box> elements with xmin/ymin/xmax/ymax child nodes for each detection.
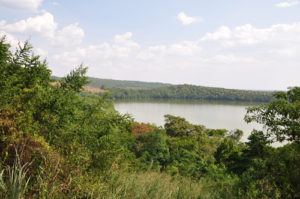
<box><xmin>109</xmin><ymin>85</ymin><xmax>273</xmax><ymax>102</ymax></box>
<box><xmin>0</xmin><ymin>37</ymin><xmax>299</xmax><ymax>198</ymax></box>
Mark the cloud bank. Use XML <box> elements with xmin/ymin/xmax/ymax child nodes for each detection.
<box><xmin>47</xmin><ymin>22</ymin><xmax>300</xmax><ymax>90</ymax></box>
<box><xmin>1</xmin><ymin>11</ymin><xmax>300</xmax><ymax>90</ymax></box>
<box><xmin>0</xmin><ymin>0</ymin><xmax>43</xmax><ymax>11</ymax></box>
<box><xmin>0</xmin><ymin>11</ymin><xmax>84</xmax><ymax>46</ymax></box>
<box><xmin>177</xmin><ymin>12</ymin><xmax>203</xmax><ymax>25</ymax></box>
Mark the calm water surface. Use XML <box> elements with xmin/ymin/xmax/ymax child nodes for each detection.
<box><xmin>114</xmin><ymin>101</ymin><xmax>262</xmax><ymax>142</ymax></box>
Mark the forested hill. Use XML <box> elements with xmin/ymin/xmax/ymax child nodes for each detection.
<box><xmin>52</xmin><ymin>76</ymin><xmax>172</xmax><ymax>89</ymax></box>
<box><xmin>52</xmin><ymin>76</ymin><xmax>273</xmax><ymax>102</ymax></box>
<box><xmin>88</xmin><ymin>77</ymin><xmax>172</xmax><ymax>89</ymax></box>
<box><xmin>110</xmin><ymin>84</ymin><xmax>273</xmax><ymax>102</ymax></box>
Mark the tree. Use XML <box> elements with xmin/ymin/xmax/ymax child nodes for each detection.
<box><xmin>245</xmin><ymin>87</ymin><xmax>300</xmax><ymax>143</ymax></box>
<box><xmin>227</xmin><ymin>129</ymin><xmax>243</xmax><ymax>142</ymax></box>
<box><xmin>245</xmin><ymin>130</ymin><xmax>272</xmax><ymax>158</ymax></box>
<box><xmin>136</xmin><ymin>129</ymin><xmax>170</xmax><ymax>170</ymax></box>
<box><xmin>60</xmin><ymin>65</ymin><xmax>89</xmax><ymax>92</ymax></box>
<box><xmin>164</xmin><ymin>114</ymin><xmax>205</xmax><ymax>137</ymax></box>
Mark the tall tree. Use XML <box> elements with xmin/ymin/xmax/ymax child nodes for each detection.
<box><xmin>245</xmin><ymin>87</ymin><xmax>300</xmax><ymax>143</ymax></box>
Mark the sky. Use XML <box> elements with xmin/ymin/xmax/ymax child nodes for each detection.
<box><xmin>0</xmin><ymin>0</ymin><xmax>300</xmax><ymax>90</ymax></box>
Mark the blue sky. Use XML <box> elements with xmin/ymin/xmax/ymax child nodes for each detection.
<box><xmin>0</xmin><ymin>0</ymin><xmax>300</xmax><ymax>90</ymax></box>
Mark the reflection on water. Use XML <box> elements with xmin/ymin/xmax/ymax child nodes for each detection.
<box><xmin>114</xmin><ymin>100</ymin><xmax>263</xmax><ymax>142</ymax></box>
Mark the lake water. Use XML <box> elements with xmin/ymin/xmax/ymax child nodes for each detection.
<box><xmin>114</xmin><ymin>101</ymin><xmax>263</xmax><ymax>142</ymax></box>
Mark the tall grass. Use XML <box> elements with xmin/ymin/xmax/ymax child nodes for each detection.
<box><xmin>0</xmin><ymin>155</ymin><xmax>31</xmax><ymax>199</ymax></box>
<box><xmin>0</xmin><ymin>170</ymin><xmax>6</xmax><ymax>192</ymax></box>
<box><xmin>88</xmin><ymin>170</ymin><xmax>202</xmax><ymax>199</ymax></box>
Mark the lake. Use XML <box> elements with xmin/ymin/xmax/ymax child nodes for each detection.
<box><xmin>114</xmin><ymin>100</ymin><xmax>263</xmax><ymax>142</ymax></box>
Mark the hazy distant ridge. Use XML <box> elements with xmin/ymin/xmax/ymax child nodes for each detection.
<box><xmin>52</xmin><ymin>76</ymin><xmax>171</xmax><ymax>89</ymax></box>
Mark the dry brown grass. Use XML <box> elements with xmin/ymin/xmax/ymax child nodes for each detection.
<box><xmin>82</xmin><ymin>86</ymin><xmax>108</xmax><ymax>93</ymax></box>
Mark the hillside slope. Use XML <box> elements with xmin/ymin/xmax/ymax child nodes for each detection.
<box><xmin>52</xmin><ymin>76</ymin><xmax>171</xmax><ymax>89</ymax></box>
<box><xmin>87</xmin><ymin>77</ymin><xmax>172</xmax><ymax>89</ymax></box>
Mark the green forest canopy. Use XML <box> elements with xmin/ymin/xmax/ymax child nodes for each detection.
<box><xmin>109</xmin><ymin>84</ymin><xmax>273</xmax><ymax>102</ymax></box>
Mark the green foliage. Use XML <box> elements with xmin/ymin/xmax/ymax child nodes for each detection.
<box><xmin>237</xmin><ymin>87</ymin><xmax>300</xmax><ymax>198</ymax></box>
<box><xmin>1</xmin><ymin>36</ymin><xmax>299</xmax><ymax>198</ymax></box>
<box><xmin>214</xmin><ymin>138</ymin><xmax>246</xmax><ymax>174</ymax></box>
<box><xmin>227</xmin><ymin>129</ymin><xmax>243</xmax><ymax>142</ymax></box>
<box><xmin>59</xmin><ymin>65</ymin><xmax>89</xmax><ymax>92</ymax></box>
<box><xmin>273</xmin><ymin>143</ymin><xmax>300</xmax><ymax>198</ymax></box>
<box><xmin>165</xmin><ymin>114</ymin><xmax>205</xmax><ymax>137</ymax></box>
<box><xmin>0</xmin><ymin>155</ymin><xmax>31</xmax><ymax>199</ymax></box>
<box><xmin>94</xmin><ymin>170</ymin><xmax>203</xmax><ymax>199</ymax></box>
<box><xmin>245</xmin><ymin>86</ymin><xmax>300</xmax><ymax>143</ymax></box>
<box><xmin>245</xmin><ymin>130</ymin><xmax>273</xmax><ymax>158</ymax></box>
<box><xmin>0</xmin><ymin>37</ymin><xmax>137</xmax><ymax>197</ymax></box>
<box><xmin>163</xmin><ymin>115</ymin><xmax>227</xmax><ymax>178</ymax></box>
<box><xmin>167</xmin><ymin>136</ymin><xmax>206</xmax><ymax>178</ymax></box>
<box><xmin>136</xmin><ymin>129</ymin><xmax>170</xmax><ymax>170</ymax></box>
<box><xmin>110</xmin><ymin>84</ymin><xmax>273</xmax><ymax>102</ymax></box>
<box><xmin>199</xmin><ymin>165</ymin><xmax>239</xmax><ymax>199</ymax></box>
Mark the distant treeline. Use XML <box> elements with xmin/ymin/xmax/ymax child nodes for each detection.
<box><xmin>52</xmin><ymin>76</ymin><xmax>171</xmax><ymax>89</ymax></box>
<box><xmin>109</xmin><ymin>84</ymin><xmax>274</xmax><ymax>102</ymax></box>
<box><xmin>88</xmin><ymin>77</ymin><xmax>171</xmax><ymax>89</ymax></box>
<box><xmin>51</xmin><ymin>76</ymin><xmax>274</xmax><ymax>102</ymax></box>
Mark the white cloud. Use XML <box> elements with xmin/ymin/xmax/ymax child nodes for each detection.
<box><xmin>0</xmin><ymin>20</ymin><xmax>5</xmax><ymax>27</ymax></box>
<box><xmin>113</xmin><ymin>32</ymin><xmax>140</xmax><ymax>48</ymax></box>
<box><xmin>48</xmin><ymin>22</ymin><xmax>300</xmax><ymax>90</ymax></box>
<box><xmin>210</xmin><ymin>54</ymin><xmax>257</xmax><ymax>64</ymax></box>
<box><xmin>53</xmin><ymin>32</ymin><xmax>140</xmax><ymax>69</ymax></box>
<box><xmin>0</xmin><ymin>11</ymin><xmax>57</xmax><ymax>38</ymax></box>
<box><xmin>177</xmin><ymin>12</ymin><xmax>203</xmax><ymax>25</ymax></box>
<box><xmin>2</xmin><ymin>16</ymin><xmax>300</xmax><ymax>90</ymax></box>
<box><xmin>53</xmin><ymin>32</ymin><xmax>139</xmax><ymax>67</ymax></box>
<box><xmin>0</xmin><ymin>11</ymin><xmax>85</xmax><ymax>47</ymax></box>
<box><xmin>140</xmin><ymin>41</ymin><xmax>201</xmax><ymax>59</ymax></box>
<box><xmin>35</xmin><ymin>47</ymin><xmax>47</xmax><ymax>57</ymax></box>
<box><xmin>276</xmin><ymin>1</ymin><xmax>299</xmax><ymax>7</ymax></box>
<box><xmin>201</xmin><ymin>26</ymin><xmax>231</xmax><ymax>41</ymax></box>
<box><xmin>52</xmin><ymin>2</ymin><xmax>59</xmax><ymax>6</ymax></box>
<box><xmin>0</xmin><ymin>0</ymin><xmax>43</xmax><ymax>11</ymax></box>
<box><xmin>55</xmin><ymin>23</ymin><xmax>85</xmax><ymax>46</ymax></box>
<box><xmin>200</xmin><ymin>23</ymin><xmax>300</xmax><ymax>46</ymax></box>
<box><xmin>271</xmin><ymin>47</ymin><xmax>299</xmax><ymax>57</ymax></box>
